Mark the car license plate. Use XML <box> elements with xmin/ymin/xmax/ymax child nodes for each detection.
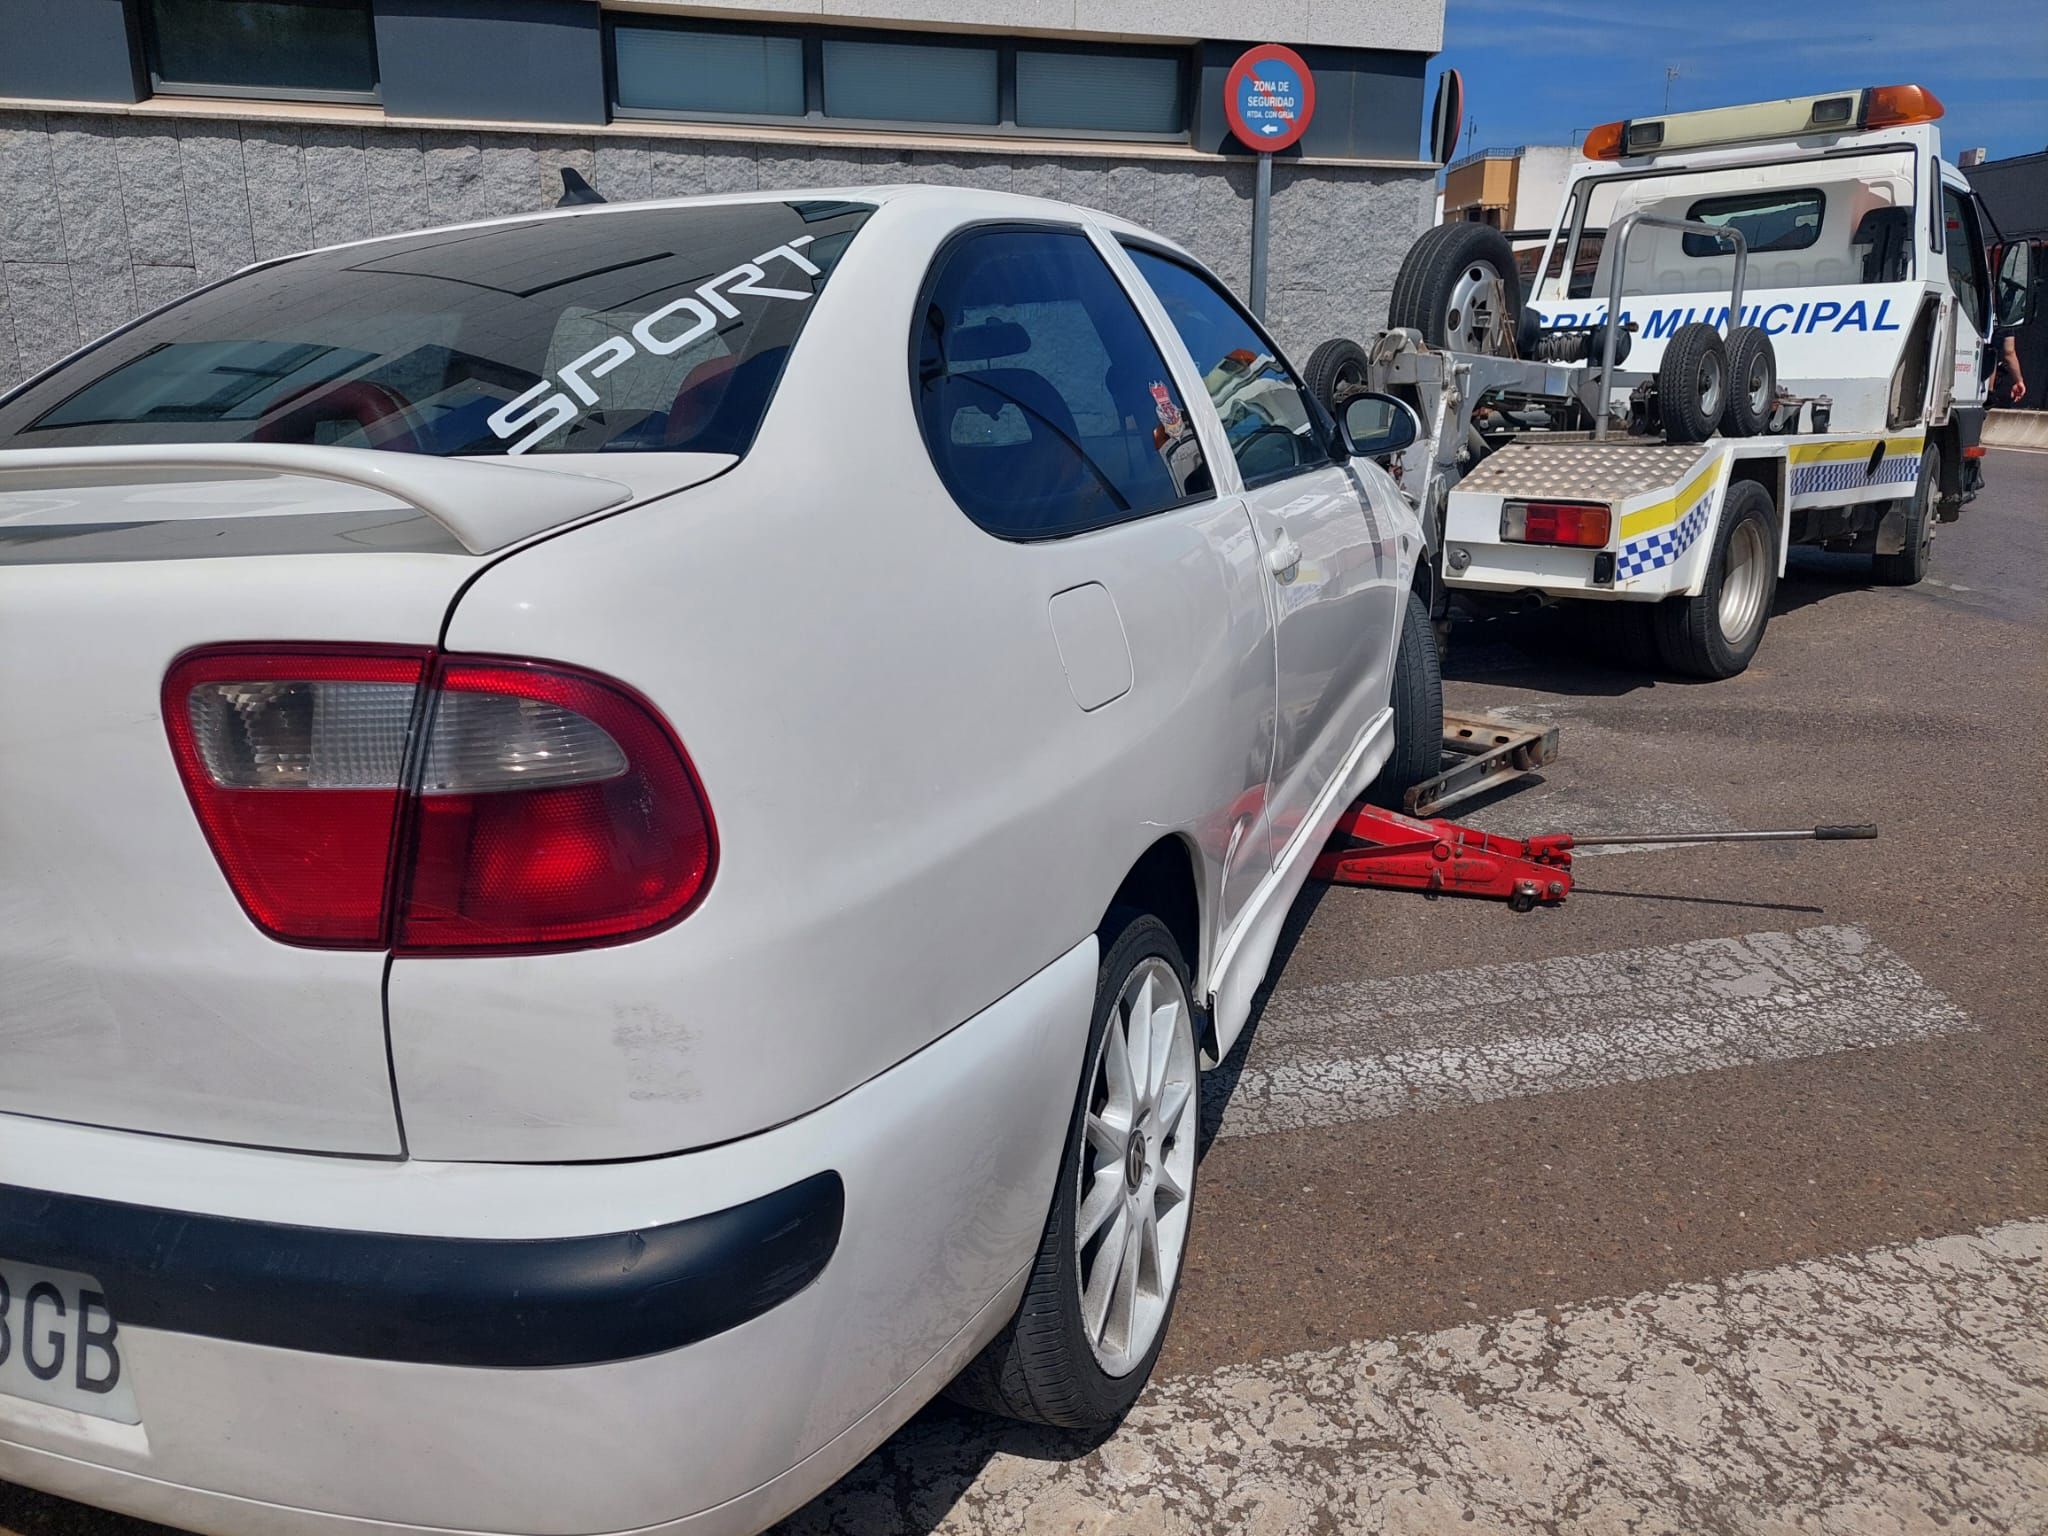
<box><xmin>0</xmin><ymin>1258</ymin><xmax>139</xmax><ymax>1424</ymax></box>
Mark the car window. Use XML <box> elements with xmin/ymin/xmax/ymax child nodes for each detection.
<box><xmin>0</xmin><ymin>201</ymin><xmax>873</xmax><ymax>458</ymax></box>
<box><xmin>1122</xmin><ymin>246</ymin><xmax>1334</xmax><ymax>488</ymax></box>
<box><xmin>1941</xmin><ymin>186</ymin><xmax>1988</xmax><ymax>332</ymax></box>
<box><xmin>914</xmin><ymin>228</ymin><xmax>1211</xmax><ymax>540</ymax></box>
<box><xmin>1682</xmin><ymin>190</ymin><xmax>1825</xmax><ymax>257</ymax></box>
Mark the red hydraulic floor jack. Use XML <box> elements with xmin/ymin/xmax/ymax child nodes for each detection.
<box><xmin>1312</xmin><ymin>804</ymin><xmax>1878</xmax><ymax>912</ymax></box>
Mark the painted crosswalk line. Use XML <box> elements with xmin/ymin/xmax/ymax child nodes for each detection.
<box><xmin>780</xmin><ymin>1219</ymin><xmax>2048</xmax><ymax>1535</ymax></box>
<box><xmin>1208</xmin><ymin>924</ymin><xmax>1970</xmax><ymax>1140</ymax></box>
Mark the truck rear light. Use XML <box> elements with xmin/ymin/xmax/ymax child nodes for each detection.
<box><xmin>1502</xmin><ymin>500</ymin><xmax>1612</xmax><ymax>549</ymax></box>
<box><xmin>164</xmin><ymin>647</ymin><xmax>715</xmax><ymax>953</ymax></box>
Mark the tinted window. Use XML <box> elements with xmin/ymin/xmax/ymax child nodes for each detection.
<box><xmin>0</xmin><ymin>202</ymin><xmax>873</xmax><ymax>459</ymax></box>
<box><xmin>1683</xmin><ymin>190</ymin><xmax>1825</xmax><ymax>257</ymax></box>
<box><xmin>612</xmin><ymin>24</ymin><xmax>805</xmax><ymax>118</ymax></box>
<box><xmin>823</xmin><ymin>39</ymin><xmax>999</xmax><ymax>125</ymax></box>
<box><xmin>1015</xmin><ymin>51</ymin><xmax>1185</xmax><ymax>135</ymax></box>
<box><xmin>1124</xmin><ymin>247</ymin><xmax>1333</xmax><ymax>487</ymax></box>
<box><xmin>148</xmin><ymin>0</ymin><xmax>378</xmax><ymax>97</ymax></box>
<box><xmin>1942</xmin><ymin>187</ymin><xmax>1988</xmax><ymax>332</ymax></box>
<box><xmin>915</xmin><ymin>229</ymin><xmax>1210</xmax><ymax>539</ymax></box>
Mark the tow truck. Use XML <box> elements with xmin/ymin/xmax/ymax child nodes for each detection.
<box><xmin>1309</xmin><ymin>83</ymin><xmax>2036</xmax><ymax>679</ymax></box>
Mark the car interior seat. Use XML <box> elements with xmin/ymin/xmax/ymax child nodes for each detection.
<box><xmin>925</xmin><ymin>318</ymin><xmax>1103</xmax><ymax>533</ymax></box>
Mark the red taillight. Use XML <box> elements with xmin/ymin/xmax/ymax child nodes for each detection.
<box><xmin>1502</xmin><ymin>500</ymin><xmax>1612</xmax><ymax>549</ymax></box>
<box><xmin>164</xmin><ymin>647</ymin><xmax>715</xmax><ymax>954</ymax></box>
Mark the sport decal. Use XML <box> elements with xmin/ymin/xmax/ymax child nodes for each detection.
<box><xmin>488</xmin><ymin>236</ymin><xmax>822</xmax><ymax>454</ymax></box>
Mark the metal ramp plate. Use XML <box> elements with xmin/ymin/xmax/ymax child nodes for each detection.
<box><xmin>1458</xmin><ymin>442</ymin><xmax>1715</xmax><ymax>503</ymax></box>
<box><xmin>1407</xmin><ymin>710</ymin><xmax>1560</xmax><ymax>818</ymax></box>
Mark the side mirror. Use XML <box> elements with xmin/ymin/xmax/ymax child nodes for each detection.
<box><xmin>1339</xmin><ymin>392</ymin><xmax>1422</xmax><ymax>460</ymax></box>
<box><xmin>1995</xmin><ymin>241</ymin><xmax>2034</xmax><ymax>330</ymax></box>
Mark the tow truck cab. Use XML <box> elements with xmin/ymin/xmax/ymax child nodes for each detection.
<box><xmin>1522</xmin><ymin>84</ymin><xmax>2027</xmax><ymax>507</ymax></box>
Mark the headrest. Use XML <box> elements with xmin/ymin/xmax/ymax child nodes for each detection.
<box><xmin>946</xmin><ymin>320</ymin><xmax>1029</xmax><ymax>366</ymax></box>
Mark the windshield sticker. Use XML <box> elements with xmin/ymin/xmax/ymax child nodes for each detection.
<box><xmin>488</xmin><ymin>236</ymin><xmax>822</xmax><ymax>454</ymax></box>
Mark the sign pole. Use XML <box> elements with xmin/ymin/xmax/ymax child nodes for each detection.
<box><xmin>1224</xmin><ymin>43</ymin><xmax>1314</xmax><ymax>323</ymax></box>
<box><xmin>1249</xmin><ymin>151</ymin><xmax>1273</xmax><ymax>320</ymax></box>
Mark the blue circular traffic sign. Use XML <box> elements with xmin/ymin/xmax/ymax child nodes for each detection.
<box><xmin>1225</xmin><ymin>44</ymin><xmax>1316</xmax><ymax>153</ymax></box>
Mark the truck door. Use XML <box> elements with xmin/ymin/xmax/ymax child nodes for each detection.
<box><xmin>1937</xmin><ymin>170</ymin><xmax>1993</xmax><ymax>412</ymax></box>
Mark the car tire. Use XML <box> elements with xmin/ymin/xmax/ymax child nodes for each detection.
<box><xmin>1872</xmin><ymin>441</ymin><xmax>1940</xmax><ymax>586</ymax></box>
<box><xmin>1387</xmin><ymin>223</ymin><xmax>1526</xmax><ymax>356</ymax></box>
<box><xmin>1303</xmin><ymin>337</ymin><xmax>1371</xmax><ymax>416</ymax></box>
<box><xmin>1719</xmin><ymin>326</ymin><xmax>1777</xmax><ymax>438</ymax></box>
<box><xmin>1366</xmin><ymin>589</ymin><xmax>1444</xmax><ymax>809</ymax></box>
<box><xmin>1657</xmin><ymin>322</ymin><xmax>1729</xmax><ymax>444</ymax></box>
<box><xmin>1651</xmin><ymin>480</ymin><xmax>1778</xmax><ymax>678</ymax></box>
<box><xmin>946</xmin><ymin>908</ymin><xmax>1199</xmax><ymax>1430</ymax></box>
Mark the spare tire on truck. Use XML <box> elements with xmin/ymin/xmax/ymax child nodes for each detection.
<box><xmin>1387</xmin><ymin>223</ymin><xmax>1527</xmax><ymax>356</ymax></box>
<box><xmin>1656</xmin><ymin>322</ymin><xmax>1728</xmax><ymax>444</ymax></box>
<box><xmin>1302</xmin><ymin>337</ymin><xmax>1371</xmax><ymax>416</ymax></box>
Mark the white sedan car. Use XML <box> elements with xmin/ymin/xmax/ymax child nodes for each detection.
<box><xmin>0</xmin><ymin>185</ymin><xmax>1432</xmax><ymax>1536</ymax></box>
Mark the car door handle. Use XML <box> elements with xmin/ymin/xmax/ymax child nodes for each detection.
<box><xmin>1266</xmin><ymin>534</ymin><xmax>1303</xmax><ymax>580</ymax></box>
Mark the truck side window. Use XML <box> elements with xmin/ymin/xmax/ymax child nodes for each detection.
<box><xmin>1941</xmin><ymin>187</ymin><xmax>1989</xmax><ymax>334</ymax></box>
<box><xmin>1123</xmin><ymin>246</ymin><xmax>1335</xmax><ymax>489</ymax></box>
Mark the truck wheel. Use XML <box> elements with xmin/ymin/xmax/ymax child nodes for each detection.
<box><xmin>1719</xmin><ymin>327</ymin><xmax>1776</xmax><ymax>437</ymax></box>
<box><xmin>1303</xmin><ymin>337</ymin><xmax>1371</xmax><ymax>416</ymax></box>
<box><xmin>1873</xmin><ymin>441</ymin><xmax>1940</xmax><ymax>586</ymax></box>
<box><xmin>1652</xmin><ymin>480</ymin><xmax>1777</xmax><ymax>678</ymax></box>
<box><xmin>1387</xmin><ymin>223</ymin><xmax>1525</xmax><ymax>356</ymax></box>
<box><xmin>947</xmin><ymin>909</ymin><xmax>1198</xmax><ymax>1429</ymax></box>
<box><xmin>1657</xmin><ymin>322</ymin><xmax>1728</xmax><ymax>443</ymax></box>
<box><xmin>1366</xmin><ymin>589</ymin><xmax>1444</xmax><ymax>809</ymax></box>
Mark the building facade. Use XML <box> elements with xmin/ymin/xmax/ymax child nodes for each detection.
<box><xmin>0</xmin><ymin>0</ymin><xmax>1445</xmax><ymax>390</ymax></box>
<box><xmin>1440</xmin><ymin>143</ymin><xmax>1572</xmax><ymax>231</ymax></box>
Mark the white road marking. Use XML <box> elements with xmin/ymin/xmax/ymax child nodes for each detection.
<box><xmin>782</xmin><ymin>1220</ymin><xmax>2048</xmax><ymax>1535</ymax></box>
<box><xmin>1209</xmin><ymin>926</ymin><xmax>1970</xmax><ymax>1141</ymax></box>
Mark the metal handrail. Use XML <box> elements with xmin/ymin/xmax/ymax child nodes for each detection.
<box><xmin>1592</xmin><ymin>211</ymin><xmax>1748</xmax><ymax>440</ymax></box>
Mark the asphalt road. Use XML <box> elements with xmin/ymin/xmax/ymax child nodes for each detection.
<box><xmin>5</xmin><ymin>451</ymin><xmax>2044</xmax><ymax>1536</ymax></box>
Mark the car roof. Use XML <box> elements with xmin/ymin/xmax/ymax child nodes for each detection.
<box><xmin>276</xmin><ymin>183</ymin><xmax>1188</xmax><ymax>272</ymax></box>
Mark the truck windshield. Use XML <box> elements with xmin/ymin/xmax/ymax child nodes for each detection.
<box><xmin>0</xmin><ymin>199</ymin><xmax>873</xmax><ymax>458</ymax></box>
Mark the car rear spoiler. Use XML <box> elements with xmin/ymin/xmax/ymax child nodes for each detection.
<box><xmin>0</xmin><ymin>444</ymin><xmax>636</xmax><ymax>555</ymax></box>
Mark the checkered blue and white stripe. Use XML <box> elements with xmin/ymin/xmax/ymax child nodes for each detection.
<box><xmin>1791</xmin><ymin>453</ymin><xmax>1921</xmax><ymax>498</ymax></box>
<box><xmin>1616</xmin><ymin>498</ymin><xmax>1712</xmax><ymax>580</ymax></box>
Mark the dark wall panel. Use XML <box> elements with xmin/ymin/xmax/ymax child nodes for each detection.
<box><xmin>1194</xmin><ymin>41</ymin><xmax>1427</xmax><ymax>162</ymax></box>
<box><xmin>371</xmin><ymin>0</ymin><xmax>605</xmax><ymax>124</ymax></box>
<box><xmin>0</xmin><ymin>0</ymin><xmax>143</xmax><ymax>102</ymax></box>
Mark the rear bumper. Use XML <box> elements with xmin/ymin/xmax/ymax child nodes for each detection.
<box><xmin>0</xmin><ymin>1173</ymin><xmax>843</xmax><ymax>1370</ymax></box>
<box><xmin>0</xmin><ymin>935</ymin><xmax>1098</xmax><ymax>1536</ymax></box>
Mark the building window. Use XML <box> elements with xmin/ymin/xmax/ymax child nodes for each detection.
<box><xmin>606</xmin><ymin>19</ymin><xmax>1188</xmax><ymax>141</ymax></box>
<box><xmin>144</xmin><ymin>0</ymin><xmax>379</xmax><ymax>102</ymax></box>
<box><xmin>822</xmin><ymin>38</ymin><xmax>999</xmax><ymax>126</ymax></box>
<box><xmin>1015</xmin><ymin>50</ymin><xmax>1183</xmax><ymax>135</ymax></box>
<box><xmin>612</xmin><ymin>24</ymin><xmax>804</xmax><ymax>118</ymax></box>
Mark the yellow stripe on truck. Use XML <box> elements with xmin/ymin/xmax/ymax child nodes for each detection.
<box><xmin>1787</xmin><ymin>435</ymin><xmax>1926</xmax><ymax>466</ymax></box>
<box><xmin>1618</xmin><ymin>461</ymin><xmax>1722</xmax><ymax>541</ymax></box>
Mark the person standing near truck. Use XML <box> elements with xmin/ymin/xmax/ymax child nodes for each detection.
<box><xmin>1991</xmin><ymin>331</ymin><xmax>2028</xmax><ymax>404</ymax></box>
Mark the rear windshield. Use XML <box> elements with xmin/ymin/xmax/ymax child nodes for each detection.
<box><xmin>0</xmin><ymin>200</ymin><xmax>873</xmax><ymax>458</ymax></box>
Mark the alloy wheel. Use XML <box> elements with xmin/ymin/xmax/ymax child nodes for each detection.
<box><xmin>1075</xmin><ymin>956</ymin><xmax>1197</xmax><ymax>1377</ymax></box>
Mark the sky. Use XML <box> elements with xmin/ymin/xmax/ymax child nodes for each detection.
<box><xmin>1425</xmin><ymin>0</ymin><xmax>2048</xmax><ymax>167</ymax></box>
